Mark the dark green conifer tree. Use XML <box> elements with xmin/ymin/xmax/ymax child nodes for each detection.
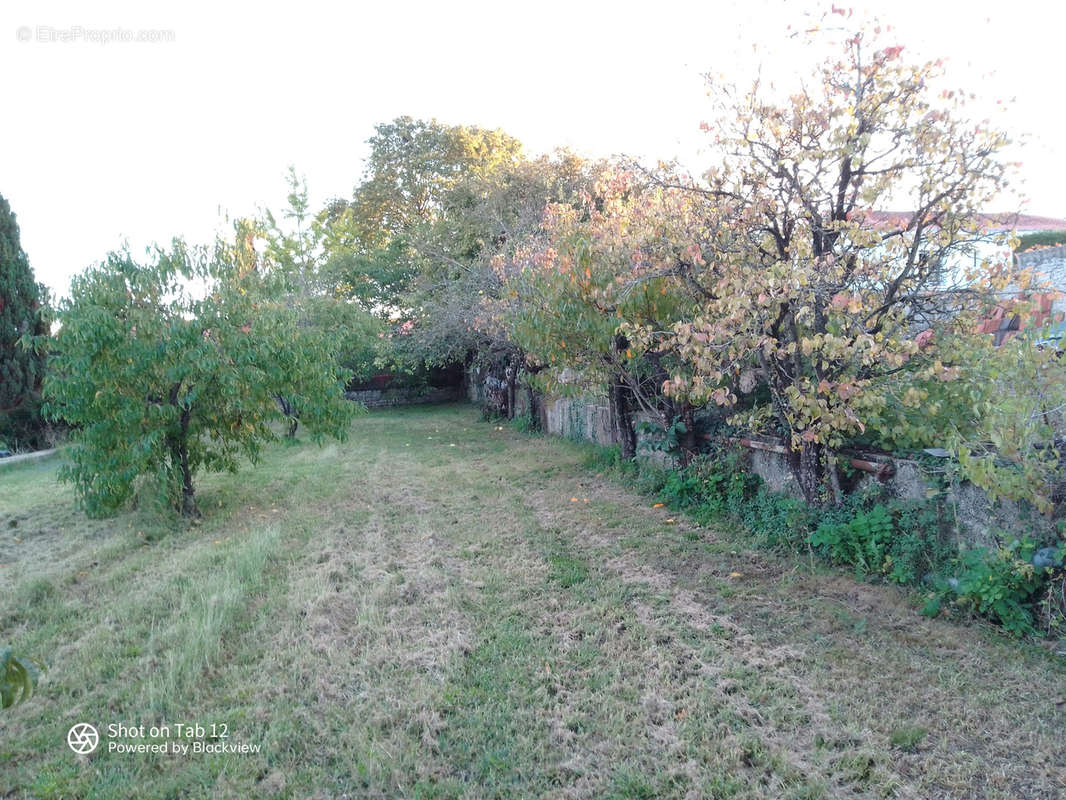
<box><xmin>0</xmin><ymin>193</ymin><xmax>49</xmax><ymax>449</ymax></box>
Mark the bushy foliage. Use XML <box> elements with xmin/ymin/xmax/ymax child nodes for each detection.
<box><xmin>924</xmin><ymin>540</ymin><xmax>1055</xmax><ymax>636</ymax></box>
<box><xmin>1016</xmin><ymin>231</ymin><xmax>1066</xmax><ymax>252</ymax></box>
<box><xmin>43</xmin><ymin>235</ymin><xmax>356</xmax><ymax>517</ymax></box>
<box><xmin>260</xmin><ymin>170</ymin><xmax>387</xmax><ymax>395</ymax></box>
<box><xmin>318</xmin><ymin>117</ymin><xmax>525</xmax><ymax>318</ymax></box>
<box><xmin>858</xmin><ymin>330</ymin><xmax>1066</xmax><ymax>512</ymax></box>
<box><xmin>810</xmin><ymin>501</ymin><xmax>951</xmax><ymax>585</ymax></box>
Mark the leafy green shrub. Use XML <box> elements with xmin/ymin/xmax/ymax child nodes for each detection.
<box><xmin>810</xmin><ymin>505</ymin><xmax>895</xmax><ymax>575</ymax></box>
<box><xmin>635</xmin><ymin>417</ymin><xmax>693</xmax><ymax>459</ymax></box>
<box><xmin>658</xmin><ymin>468</ymin><xmax>705</xmax><ymax>509</ymax></box>
<box><xmin>509</xmin><ymin>412</ymin><xmax>537</xmax><ymax>434</ymax></box>
<box><xmin>676</xmin><ymin>451</ymin><xmax>760</xmax><ymax>521</ymax></box>
<box><xmin>43</xmin><ymin>240</ymin><xmax>356</xmax><ymax>518</ymax></box>
<box><xmin>739</xmin><ymin>487</ymin><xmax>813</xmax><ymax>549</ymax></box>
<box><xmin>926</xmin><ymin>541</ymin><xmax>1049</xmax><ymax>636</ymax></box>
<box><xmin>887</xmin><ymin>501</ymin><xmax>952</xmax><ymax>585</ymax></box>
<box><xmin>808</xmin><ymin>499</ymin><xmax>954</xmax><ymax>585</ymax></box>
<box><xmin>1016</xmin><ymin>231</ymin><xmax>1066</xmax><ymax>252</ymax></box>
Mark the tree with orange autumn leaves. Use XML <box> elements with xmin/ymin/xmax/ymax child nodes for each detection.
<box><xmin>657</xmin><ymin>25</ymin><xmax>1018</xmax><ymax>504</ymax></box>
<box><xmin>492</xmin><ymin>23</ymin><xmax>1043</xmax><ymax>505</ymax></box>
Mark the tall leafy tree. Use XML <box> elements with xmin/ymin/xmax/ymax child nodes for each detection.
<box><xmin>498</xmin><ymin>167</ymin><xmax>712</xmax><ymax>459</ymax></box>
<box><xmin>0</xmin><ymin>193</ymin><xmax>49</xmax><ymax>449</ymax></box>
<box><xmin>44</xmin><ymin>231</ymin><xmax>356</xmax><ymax>518</ymax></box>
<box><xmin>395</xmin><ymin>150</ymin><xmax>596</xmax><ymax>413</ymax></box>
<box><xmin>260</xmin><ymin>169</ymin><xmax>384</xmax><ymax>431</ymax></box>
<box><xmin>320</xmin><ymin>117</ymin><xmax>524</xmax><ymax>316</ymax></box>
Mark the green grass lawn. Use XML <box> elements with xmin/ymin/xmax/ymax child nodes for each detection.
<box><xmin>1</xmin><ymin>404</ymin><xmax>1064</xmax><ymax>799</ymax></box>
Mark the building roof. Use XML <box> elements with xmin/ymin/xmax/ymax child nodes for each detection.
<box><xmin>867</xmin><ymin>211</ymin><xmax>1066</xmax><ymax>232</ymax></box>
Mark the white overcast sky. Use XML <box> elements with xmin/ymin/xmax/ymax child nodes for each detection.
<box><xmin>2</xmin><ymin>0</ymin><xmax>1063</xmax><ymax>298</ymax></box>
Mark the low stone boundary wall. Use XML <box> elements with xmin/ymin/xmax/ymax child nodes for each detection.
<box><xmin>0</xmin><ymin>447</ymin><xmax>59</xmax><ymax>469</ymax></box>
<box><xmin>734</xmin><ymin>439</ymin><xmax>1051</xmax><ymax>548</ymax></box>
<box><xmin>466</xmin><ymin>370</ymin><xmax>1050</xmax><ymax>546</ymax></box>
<box><xmin>345</xmin><ymin>386</ymin><xmax>463</xmax><ymax>409</ymax></box>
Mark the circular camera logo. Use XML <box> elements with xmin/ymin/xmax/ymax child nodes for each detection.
<box><xmin>68</xmin><ymin>723</ymin><xmax>99</xmax><ymax>754</ymax></box>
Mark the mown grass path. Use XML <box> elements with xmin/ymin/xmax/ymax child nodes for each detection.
<box><xmin>1</xmin><ymin>405</ymin><xmax>1064</xmax><ymax>798</ymax></box>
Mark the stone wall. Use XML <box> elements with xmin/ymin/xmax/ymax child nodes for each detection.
<box><xmin>738</xmin><ymin>442</ymin><xmax>1054</xmax><ymax>548</ymax></box>
<box><xmin>345</xmin><ymin>386</ymin><xmax>463</xmax><ymax>409</ymax></box>
<box><xmin>541</xmin><ymin>395</ymin><xmax>614</xmax><ymax>445</ymax></box>
<box><xmin>1017</xmin><ymin>246</ymin><xmax>1066</xmax><ymax>316</ymax></box>
<box><xmin>1017</xmin><ymin>244</ymin><xmax>1066</xmax><ymax>270</ymax></box>
<box><xmin>466</xmin><ymin>369</ymin><xmax>1052</xmax><ymax>546</ymax></box>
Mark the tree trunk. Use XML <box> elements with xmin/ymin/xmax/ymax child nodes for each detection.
<box><xmin>276</xmin><ymin>395</ymin><xmax>298</xmax><ymax>438</ymax></box>
<box><xmin>506</xmin><ymin>361</ymin><xmax>517</xmax><ymax>421</ymax></box>
<box><xmin>177</xmin><ymin>439</ymin><xmax>199</xmax><ymax>517</ymax></box>
<box><xmin>484</xmin><ymin>360</ymin><xmax>508</xmax><ymax>418</ymax></box>
<box><xmin>609</xmin><ymin>378</ymin><xmax>637</xmax><ymax>459</ymax></box>
<box><xmin>679</xmin><ymin>402</ymin><xmax>698</xmax><ymax>468</ymax></box>
<box><xmin>167</xmin><ymin>384</ymin><xmax>199</xmax><ymax>517</ymax></box>
<box><xmin>168</xmin><ymin>433</ymin><xmax>199</xmax><ymax>517</ymax></box>
<box><xmin>826</xmin><ymin>452</ymin><xmax>844</xmax><ymax>506</ymax></box>
<box><xmin>795</xmin><ymin>440</ymin><xmax>824</xmax><ymax>507</ymax></box>
<box><xmin>525</xmin><ymin>384</ymin><xmax>540</xmax><ymax>431</ymax></box>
